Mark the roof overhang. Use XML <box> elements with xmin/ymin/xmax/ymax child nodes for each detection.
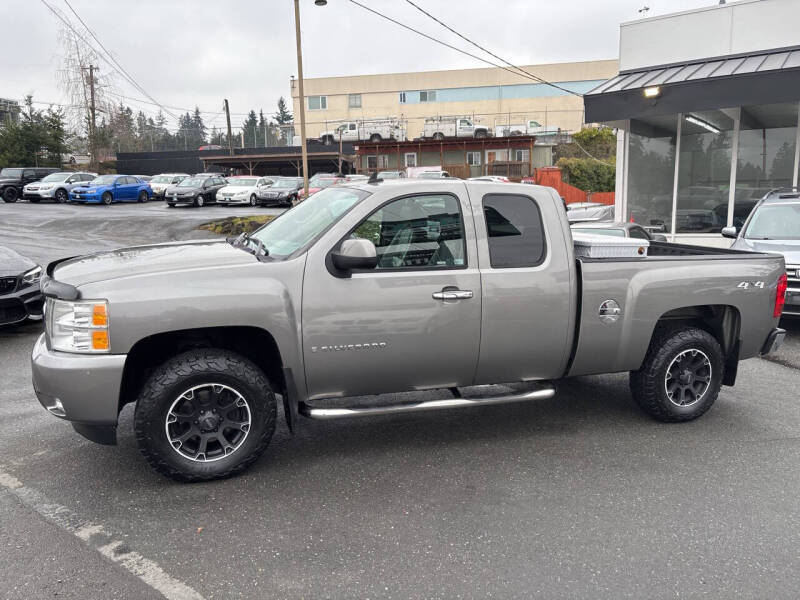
<box><xmin>585</xmin><ymin>46</ymin><xmax>800</xmax><ymax>123</ymax></box>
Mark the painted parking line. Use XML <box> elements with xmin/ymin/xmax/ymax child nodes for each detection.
<box><xmin>0</xmin><ymin>470</ymin><xmax>204</xmax><ymax>600</ymax></box>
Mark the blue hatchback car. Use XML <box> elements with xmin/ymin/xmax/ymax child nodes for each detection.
<box><xmin>70</xmin><ymin>175</ymin><xmax>152</xmax><ymax>205</ymax></box>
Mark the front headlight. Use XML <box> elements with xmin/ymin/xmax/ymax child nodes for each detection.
<box><xmin>46</xmin><ymin>298</ymin><xmax>110</xmax><ymax>354</ymax></box>
<box><xmin>22</xmin><ymin>266</ymin><xmax>42</xmax><ymax>286</ymax></box>
<box><xmin>40</xmin><ymin>184</ymin><xmax>53</xmax><ymax>190</ymax></box>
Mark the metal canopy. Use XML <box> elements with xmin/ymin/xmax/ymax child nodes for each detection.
<box><xmin>585</xmin><ymin>46</ymin><xmax>800</xmax><ymax>123</ymax></box>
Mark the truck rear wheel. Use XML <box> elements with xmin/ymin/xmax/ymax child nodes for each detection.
<box><xmin>3</xmin><ymin>187</ymin><xmax>18</xmax><ymax>202</ymax></box>
<box><xmin>630</xmin><ymin>326</ymin><xmax>723</xmax><ymax>422</ymax></box>
<box><xmin>134</xmin><ymin>349</ymin><xmax>276</xmax><ymax>482</ymax></box>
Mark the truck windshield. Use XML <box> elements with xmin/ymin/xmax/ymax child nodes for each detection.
<box><xmin>744</xmin><ymin>204</ymin><xmax>800</xmax><ymax>240</ymax></box>
<box><xmin>249</xmin><ymin>187</ymin><xmax>369</xmax><ymax>258</ymax></box>
<box><xmin>0</xmin><ymin>168</ymin><xmax>22</xmax><ymax>178</ymax></box>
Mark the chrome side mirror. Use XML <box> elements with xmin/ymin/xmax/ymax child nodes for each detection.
<box><xmin>721</xmin><ymin>226</ymin><xmax>738</xmax><ymax>239</ymax></box>
<box><xmin>331</xmin><ymin>239</ymin><xmax>378</xmax><ymax>271</ymax></box>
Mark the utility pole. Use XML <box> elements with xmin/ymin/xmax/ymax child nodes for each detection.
<box><xmin>224</xmin><ymin>99</ymin><xmax>234</xmax><ymax>156</ymax></box>
<box><xmin>294</xmin><ymin>0</ymin><xmax>310</xmax><ymax>198</ymax></box>
<box><xmin>338</xmin><ymin>127</ymin><xmax>343</xmax><ymax>174</ymax></box>
<box><xmin>87</xmin><ymin>65</ymin><xmax>97</xmax><ymax>169</ymax></box>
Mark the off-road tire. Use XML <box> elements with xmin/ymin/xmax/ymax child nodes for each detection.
<box><xmin>102</xmin><ymin>191</ymin><xmax>113</xmax><ymax>205</ymax></box>
<box><xmin>134</xmin><ymin>349</ymin><xmax>276</xmax><ymax>482</ymax></box>
<box><xmin>630</xmin><ymin>326</ymin><xmax>724</xmax><ymax>423</ymax></box>
<box><xmin>3</xmin><ymin>187</ymin><xmax>18</xmax><ymax>202</ymax></box>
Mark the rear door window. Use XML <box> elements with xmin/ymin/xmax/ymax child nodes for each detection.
<box><xmin>482</xmin><ymin>194</ymin><xmax>546</xmax><ymax>268</ymax></box>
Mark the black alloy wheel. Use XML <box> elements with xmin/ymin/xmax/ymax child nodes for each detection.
<box><xmin>3</xmin><ymin>187</ymin><xmax>18</xmax><ymax>202</ymax></box>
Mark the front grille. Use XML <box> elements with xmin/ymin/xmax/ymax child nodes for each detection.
<box><xmin>0</xmin><ymin>299</ymin><xmax>26</xmax><ymax>324</ymax></box>
<box><xmin>787</xmin><ymin>264</ymin><xmax>800</xmax><ymax>289</ymax></box>
<box><xmin>0</xmin><ymin>276</ymin><xmax>18</xmax><ymax>295</ymax></box>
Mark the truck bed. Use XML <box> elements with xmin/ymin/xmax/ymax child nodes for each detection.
<box><xmin>567</xmin><ymin>243</ymin><xmax>784</xmax><ymax>378</ymax></box>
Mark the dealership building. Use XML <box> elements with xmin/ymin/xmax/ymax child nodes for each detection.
<box><xmin>291</xmin><ymin>59</ymin><xmax>618</xmax><ymax>140</ymax></box>
<box><xmin>585</xmin><ymin>0</ymin><xmax>800</xmax><ymax>246</ymax></box>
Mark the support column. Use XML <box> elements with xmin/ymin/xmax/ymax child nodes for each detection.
<box><xmin>727</xmin><ymin>108</ymin><xmax>741</xmax><ymax>228</ymax></box>
<box><xmin>670</xmin><ymin>115</ymin><xmax>683</xmax><ymax>242</ymax></box>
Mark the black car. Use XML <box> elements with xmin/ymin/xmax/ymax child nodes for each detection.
<box><xmin>0</xmin><ymin>246</ymin><xmax>43</xmax><ymax>326</ymax></box>
<box><xmin>255</xmin><ymin>176</ymin><xmax>303</xmax><ymax>207</ymax></box>
<box><xmin>0</xmin><ymin>167</ymin><xmax>60</xmax><ymax>203</ymax></box>
<box><xmin>165</xmin><ymin>175</ymin><xmax>227</xmax><ymax>207</ymax></box>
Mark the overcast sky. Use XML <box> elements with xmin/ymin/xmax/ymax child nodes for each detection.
<box><xmin>6</xmin><ymin>0</ymin><xmax>720</xmax><ymax>130</ymax></box>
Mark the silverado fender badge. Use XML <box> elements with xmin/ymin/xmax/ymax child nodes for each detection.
<box><xmin>311</xmin><ymin>342</ymin><xmax>388</xmax><ymax>353</ymax></box>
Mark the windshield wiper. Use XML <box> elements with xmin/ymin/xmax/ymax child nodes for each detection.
<box><xmin>228</xmin><ymin>232</ymin><xmax>269</xmax><ymax>258</ymax></box>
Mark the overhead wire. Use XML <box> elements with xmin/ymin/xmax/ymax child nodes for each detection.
<box><xmin>402</xmin><ymin>0</ymin><xmax>582</xmax><ymax>96</ymax></box>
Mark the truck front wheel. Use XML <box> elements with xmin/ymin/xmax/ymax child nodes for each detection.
<box><xmin>134</xmin><ymin>349</ymin><xmax>276</xmax><ymax>482</ymax></box>
<box><xmin>629</xmin><ymin>326</ymin><xmax>723</xmax><ymax>422</ymax></box>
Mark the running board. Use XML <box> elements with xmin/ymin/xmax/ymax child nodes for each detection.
<box><xmin>298</xmin><ymin>384</ymin><xmax>555</xmax><ymax>420</ymax></box>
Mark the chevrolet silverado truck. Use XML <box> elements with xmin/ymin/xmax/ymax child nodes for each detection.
<box><xmin>32</xmin><ymin>180</ymin><xmax>787</xmax><ymax>482</ymax></box>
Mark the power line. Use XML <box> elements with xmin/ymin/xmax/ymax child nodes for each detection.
<box><xmin>345</xmin><ymin>0</ymin><xmax>556</xmax><ymax>87</ymax></box>
<box><xmin>60</xmin><ymin>0</ymin><xmax>180</xmax><ymax>122</ymax></box>
<box><xmin>402</xmin><ymin>0</ymin><xmax>581</xmax><ymax>97</ymax></box>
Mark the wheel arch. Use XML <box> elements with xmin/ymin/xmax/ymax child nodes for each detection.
<box><xmin>120</xmin><ymin>325</ymin><xmax>287</xmax><ymax>414</ymax></box>
<box><xmin>651</xmin><ymin>304</ymin><xmax>741</xmax><ymax>385</ymax></box>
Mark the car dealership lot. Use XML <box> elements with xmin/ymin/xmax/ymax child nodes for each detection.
<box><xmin>2</xmin><ymin>201</ymin><xmax>800</xmax><ymax>599</ymax></box>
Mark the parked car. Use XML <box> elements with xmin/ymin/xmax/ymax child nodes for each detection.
<box><xmin>0</xmin><ymin>245</ymin><xmax>43</xmax><ymax>326</ymax></box>
<box><xmin>468</xmin><ymin>176</ymin><xmax>510</xmax><ymax>183</ymax></box>
<box><xmin>165</xmin><ymin>175</ymin><xmax>227</xmax><ymax>207</ymax></box>
<box><xmin>133</xmin><ymin>175</ymin><xmax>152</xmax><ymax>182</ymax></box>
<box><xmin>33</xmin><ymin>180</ymin><xmax>786</xmax><ymax>481</ymax></box>
<box><xmin>193</xmin><ymin>172</ymin><xmax>227</xmax><ymax>178</ymax></box>
<box><xmin>297</xmin><ymin>174</ymin><xmax>345</xmax><ymax>200</ymax></box>
<box><xmin>70</xmin><ymin>175</ymin><xmax>152</xmax><ymax>205</ymax></box>
<box><xmin>377</xmin><ymin>171</ymin><xmax>405</xmax><ymax>179</ymax></box>
<box><xmin>198</xmin><ymin>145</ymin><xmax>223</xmax><ymax>151</ymax></box>
<box><xmin>148</xmin><ymin>173</ymin><xmax>190</xmax><ymax>200</ymax></box>
<box><xmin>256</xmin><ymin>176</ymin><xmax>303</xmax><ymax>207</ymax></box>
<box><xmin>416</xmin><ymin>170</ymin><xmax>453</xmax><ymax>179</ymax></box>
<box><xmin>570</xmin><ymin>221</ymin><xmax>668</xmax><ymax>242</ymax></box>
<box><xmin>216</xmin><ymin>176</ymin><xmax>274</xmax><ymax>206</ymax></box>
<box><xmin>344</xmin><ymin>174</ymin><xmax>369</xmax><ymax>182</ymax></box>
<box><xmin>0</xmin><ymin>167</ymin><xmax>60</xmax><ymax>203</ymax></box>
<box><xmin>723</xmin><ymin>187</ymin><xmax>800</xmax><ymax>316</ymax></box>
<box><xmin>22</xmin><ymin>172</ymin><xmax>97</xmax><ymax>203</ymax></box>
<box><xmin>566</xmin><ymin>202</ymin><xmax>615</xmax><ymax>223</ymax></box>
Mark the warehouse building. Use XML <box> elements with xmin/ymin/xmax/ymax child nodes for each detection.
<box><xmin>585</xmin><ymin>0</ymin><xmax>800</xmax><ymax>246</ymax></box>
<box><xmin>291</xmin><ymin>59</ymin><xmax>618</xmax><ymax>140</ymax></box>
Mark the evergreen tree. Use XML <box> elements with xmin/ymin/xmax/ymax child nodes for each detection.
<box><xmin>0</xmin><ymin>95</ymin><xmax>68</xmax><ymax>168</ymax></box>
<box><xmin>192</xmin><ymin>106</ymin><xmax>207</xmax><ymax>145</ymax></box>
<box><xmin>241</xmin><ymin>110</ymin><xmax>258</xmax><ymax>148</ymax></box>
<box><xmin>275</xmin><ymin>97</ymin><xmax>292</xmax><ymax>124</ymax></box>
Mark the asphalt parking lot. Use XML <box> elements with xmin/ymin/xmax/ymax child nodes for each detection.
<box><xmin>2</xmin><ymin>200</ymin><xmax>800</xmax><ymax>599</ymax></box>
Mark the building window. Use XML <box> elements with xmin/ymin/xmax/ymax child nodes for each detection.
<box><xmin>675</xmin><ymin>109</ymin><xmax>735</xmax><ymax>234</ymax></box>
<box><xmin>735</xmin><ymin>102</ymin><xmax>799</xmax><ymax>227</ymax></box>
<box><xmin>627</xmin><ymin>115</ymin><xmax>678</xmax><ymax>233</ymax></box>
<box><xmin>483</xmin><ymin>194</ymin><xmax>546</xmax><ymax>268</ymax></box>
<box><xmin>399</xmin><ymin>92</ymin><xmax>406</xmax><ymax>103</ymax></box>
<box><xmin>367</xmin><ymin>155</ymin><xmax>389</xmax><ymax>170</ymax></box>
<box><xmin>308</xmin><ymin>95</ymin><xmax>327</xmax><ymax>110</ymax></box>
<box><xmin>514</xmin><ymin>149</ymin><xmax>530</xmax><ymax>162</ymax></box>
<box><xmin>419</xmin><ymin>90</ymin><xmax>437</xmax><ymax>102</ymax></box>
<box><xmin>404</xmin><ymin>152</ymin><xmax>417</xmax><ymax>167</ymax></box>
<box><xmin>348</xmin><ymin>94</ymin><xmax>361</xmax><ymax>108</ymax></box>
<box><xmin>466</xmin><ymin>151</ymin><xmax>481</xmax><ymax>166</ymax></box>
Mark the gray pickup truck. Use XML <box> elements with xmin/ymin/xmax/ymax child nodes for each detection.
<box><xmin>32</xmin><ymin>180</ymin><xmax>787</xmax><ymax>481</ymax></box>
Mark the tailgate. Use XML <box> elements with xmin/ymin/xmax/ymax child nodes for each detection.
<box><xmin>568</xmin><ymin>252</ymin><xmax>785</xmax><ymax>377</ymax></box>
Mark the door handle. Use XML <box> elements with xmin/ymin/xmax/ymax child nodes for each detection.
<box><xmin>432</xmin><ymin>289</ymin><xmax>473</xmax><ymax>300</ymax></box>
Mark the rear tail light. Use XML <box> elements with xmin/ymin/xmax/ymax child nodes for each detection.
<box><xmin>774</xmin><ymin>273</ymin><xmax>788</xmax><ymax>318</ymax></box>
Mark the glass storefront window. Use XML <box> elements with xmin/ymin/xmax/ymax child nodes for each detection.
<box><xmin>675</xmin><ymin>109</ymin><xmax>735</xmax><ymax>233</ymax></box>
<box><xmin>734</xmin><ymin>102</ymin><xmax>799</xmax><ymax>227</ymax></box>
<box><xmin>627</xmin><ymin>115</ymin><xmax>678</xmax><ymax>232</ymax></box>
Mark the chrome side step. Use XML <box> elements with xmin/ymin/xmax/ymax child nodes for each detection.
<box><xmin>299</xmin><ymin>384</ymin><xmax>555</xmax><ymax>420</ymax></box>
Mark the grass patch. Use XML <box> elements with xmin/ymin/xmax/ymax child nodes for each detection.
<box><xmin>198</xmin><ymin>215</ymin><xmax>275</xmax><ymax>236</ymax></box>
